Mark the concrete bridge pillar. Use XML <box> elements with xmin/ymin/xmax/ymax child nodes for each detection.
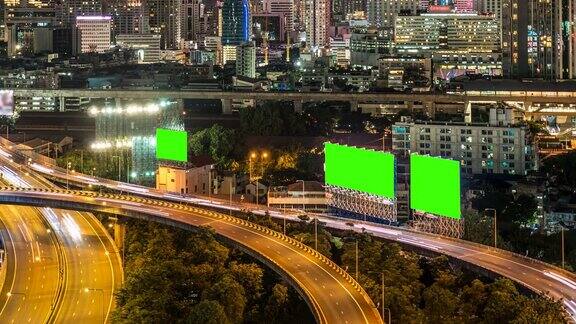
<box><xmin>350</xmin><ymin>100</ymin><xmax>359</xmax><ymax>112</ymax></box>
<box><xmin>294</xmin><ymin>99</ymin><xmax>303</xmax><ymax>113</ymax></box>
<box><xmin>221</xmin><ymin>98</ymin><xmax>232</xmax><ymax>114</ymax></box>
<box><xmin>114</xmin><ymin>222</ymin><xmax>125</xmax><ymax>265</ymax></box>
<box><xmin>464</xmin><ymin>101</ymin><xmax>472</xmax><ymax>123</ymax></box>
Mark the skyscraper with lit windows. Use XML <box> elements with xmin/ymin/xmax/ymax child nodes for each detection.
<box><xmin>222</xmin><ymin>0</ymin><xmax>251</xmax><ymax>45</ymax></box>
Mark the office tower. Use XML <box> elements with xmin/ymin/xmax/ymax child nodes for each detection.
<box><xmin>476</xmin><ymin>0</ymin><xmax>501</xmax><ymax>19</ymax></box>
<box><xmin>5</xmin><ymin>5</ymin><xmax>56</xmax><ymax>56</ymax></box>
<box><xmin>147</xmin><ymin>0</ymin><xmax>181</xmax><ymax>49</ymax></box>
<box><xmin>116</xmin><ymin>33</ymin><xmax>161</xmax><ymax>62</ymax></box>
<box><xmin>395</xmin><ymin>12</ymin><xmax>499</xmax><ymax>55</ymax></box>
<box><xmin>236</xmin><ymin>42</ymin><xmax>256</xmax><ymax>78</ymax></box>
<box><xmin>454</xmin><ymin>0</ymin><xmax>474</xmax><ymax>12</ymax></box>
<box><xmin>263</xmin><ymin>0</ymin><xmax>294</xmax><ymax>31</ymax></box>
<box><xmin>59</xmin><ymin>0</ymin><xmax>103</xmax><ymax>25</ymax></box>
<box><xmin>501</xmin><ymin>0</ymin><xmax>569</xmax><ymax>79</ymax></box>
<box><xmin>181</xmin><ymin>0</ymin><xmax>203</xmax><ymax>41</ymax></box>
<box><xmin>222</xmin><ymin>0</ymin><xmax>251</xmax><ymax>45</ymax></box>
<box><xmin>559</xmin><ymin>0</ymin><xmax>576</xmax><ymax>79</ymax></box>
<box><xmin>304</xmin><ymin>0</ymin><xmax>330</xmax><ymax>49</ymax></box>
<box><xmin>343</xmin><ymin>0</ymin><xmax>367</xmax><ymax>17</ymax></box>
<box><xmin>368</xmin><ymin>0</ymin><xmax>419</xmax><ymax>28</ymax></box>
<box><xmin>75</xmin><ymin>16</ymin><xmax>112</xmax><ymax>53</ymax></box>
<box><xmin>107</xmin><ymin>0</ymin><xmax>149</xmax><ymax>36</ymax></box>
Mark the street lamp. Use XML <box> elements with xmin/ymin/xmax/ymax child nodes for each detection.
<box><xmin>84</xmin><ymin>287</ymin><xmax>105</xmax><ymax>323</ymax></box>
<box><xmin>366</xmin><ymin>271</ymin><xmax>391</xmax><ymax>324</ymax></box>
<box><xmin>485</xmin><ymin>208</ymin><xmax>497</xmax><ymax>248</ymax></box>
<box><xmin>297</xmin><ymin>179</ymin><xmax>306</xmax><ymax>211</ymax></box>
<box><xmin>559</xmin><ymin>222</ymin><xmax>568</xmax><ymax>269</ymax></box>
<box><xmin>248</xmin><ymin>151</ymin><xmax>269</xmax><ymax>206</ymax></box>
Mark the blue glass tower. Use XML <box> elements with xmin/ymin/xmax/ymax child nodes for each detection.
<box><xmin>222</xmin><ymin>0</ymin><xmax>251</xmax><ymax>45</ymax></box>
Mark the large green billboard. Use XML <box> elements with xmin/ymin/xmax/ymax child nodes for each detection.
<box><xmin>324</xmin><ymin>142</ymin><xmax>395</xmax><ymax>199</ymax></box>
<box><xmin>156</xmin><ymin>128</ymin><xmax>188</xmax><ymax>162</ymax></box>
<box><xmin>410</xmin><ymin>154</ymin><xmax>461</xmax><ymax>219</ymax></box>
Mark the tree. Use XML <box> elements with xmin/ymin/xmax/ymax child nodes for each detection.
<box><xmin>463</xmin><ymin>210</ymin><xmax>495</xmax><ymax>246</ymax></box>
<box><xmin>188</xmin><ymin>125</ymin><xmax>236</xmax><ymax>167</ymax></box>
<box><xmin>263</xmin><ymin>283</ymin><xmax>290</xmax><ymax>322</ymax></box>
<box><xmin>187</xmin><ymin>300</ymin><xmax>230</xmax><ymax>324</ymax></box>
<box><xmin>202</xmin><ymin>275</ymin><xmax>247</xmax><ymax>323</ymax></box>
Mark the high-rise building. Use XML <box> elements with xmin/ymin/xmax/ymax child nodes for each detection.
<box><xmin>75</xmin><ymin>16</ymin><xmax>112</xmax><ymax>53</ymax></box>
<box><xmin>454</xmin><ymin>0</ymin><xmax>474</xmax><ymax>12</ymax></box>
<box><xmin>116</xmin><ymin>33</ymin><xmax>161</xmax><ymax>63</ymax></box>
<box><xmin>304</xmin><ymin>0</ymin><xmax>330</xmax><ymax>49</ymax></box>
<box><xmin>392</xmin><ymin>117</ymin><xmax>537</xmax><ymax>176</ymax></box>
<box><xmin>477</xmin><ymin>0</ymin><xmax>501</xmax><ymax>19</ymax></box>
<box><xmin>5</xmin><ymin>6</ymin><xmax>56</xmax><ymax>56</ymax></box>
<box><xmin>501</xmin><ymin>0</ymin><xmax>569</xmax><ymax>79</ymax></box>
<box><xmin>263</xmin><ymin>0</ymin><xmax>294</xmax><ymax>32</ymax></box>
<box><xmin>367</xmin><ymin>0</ymin><xmax>419</xmax><ymax>28</ymax></box>
<box><xmin>236</xmin><ymin>41</ymin><xmax>256</xmax><ymax>77</ymax></box>
<box><xmin>342</xmin><ymin>0</ymin><xmax>367</xmax><ymax>17</ymax></box>
<box><xmin>559</xmin><ymin>0</ymin><xmax>576</xmax><ymax>79</ymax></box>
<box><xmin>147</xmin><ymin>0</ymin><xmax>181</xmax><ymax>49</ymax></box>
<box><xmin>181</xmin><ymin>0</ymin><xmax>203</xmax><ymax>42</ymax></box>
<box><xmin>59</xmin><ymin>0</ymin><xmax>103</xmax><ymax>25</ymax></box>
<box><xmin>222</xmin><ymin>0</ymin><xmax>251</xmax><ymax>45</ymax></box>
<box><xmin>395</xmin><ymin>13</ymin><xmax>500</xmax><ymax>55</ymax></box>
<box><xmin>107</xmin><ymin>0</ymin><xmax>149</xmax><ymax>36</ymax></box>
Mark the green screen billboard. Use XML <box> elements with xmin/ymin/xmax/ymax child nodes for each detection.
<box><xmin>324</xmin><ymin>142</ymin><xmax>395</xmax><ymax>199</ymax></box>
<box><xmin>156</xmin><ymin>128</ymin><xmax>188</xmax><ymax>162</ymax></box>
<box><xmin>410</xmin><ymin>154</ymin><xmax>461</xmax><ymax>219</ymax></box>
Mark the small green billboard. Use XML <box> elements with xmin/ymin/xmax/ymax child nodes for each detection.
<box><xmin>156</xmin><ymin>128</ymin><xmax>188</xmax><ymax>162</ymax></box>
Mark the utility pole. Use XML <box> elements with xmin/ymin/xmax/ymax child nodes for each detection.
<box><xmin>562</xmin><ymin>225</ymin><xmax>565</xmax><ymax>269</ymax></box>
<box><xmin>486</xmin><ymin>208</ymin><xmax>497</xmax><ymax>248</ymax></box>
<box><xmin>381</xmin><ymin>273</ymin><xmax>385</xmax><ymax>322</ymax></box>
<box><xmin>355</xmin><ymin>240</ymin><xmax>359</xmax><ymax>280</ymax></box>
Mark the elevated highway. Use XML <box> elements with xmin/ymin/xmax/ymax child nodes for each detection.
<box><xmin>0</xmin><ymin>153</ymin><xmax>123</xmax><ymax>323</ymax></box>
<box><xmin>10</xmin><ymin>88</ymin><xmax>576</xmax><ymax>105</ymax></box>
<box><xmin>0</xmin><ymin>187</ymin><xmax>383</xmax><ymax>324</ymax></box>
<box><xmin>13</xmin><ymin>156</ymin><xmax>576</xmax><ymax>321</ymax></box>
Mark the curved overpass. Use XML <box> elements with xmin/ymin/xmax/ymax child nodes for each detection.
<box><xmin>0</xmin><ymin>187</ymin><xmax>383</xmax><ymax>324</ymax></box>
<box><xmin>13</xmin><ymin>154</ymin><xmax>576</xmax><ymax>320</ymax></box>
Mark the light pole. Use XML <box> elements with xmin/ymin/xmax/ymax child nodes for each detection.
<box><xmin>249</xmin><ymin>151</ymin><xmax>268</xmax><ymax>206</ymax></box>
<box><xmin>66</xmin><ymin>161</ymin><xmax>71</xmax><ymax>189</ymax></box>
<box><xmin>84</xmin><ymin>287</ymin><xmax>104</xmax><ymax>323</ymax></box>
<box><xmin>314</xmin><ymin>217</ymin><xmax>318</xmax><ymax>251</ymax></box>
<box><xmin>485</xmin><ymin>208</ymin><xmax>497</xmax><ymax>248</ymax></box>
<box><xmin>112</xmin><ymin>155</ymin><xmax>121</xmax><ymax>181</ymax></box>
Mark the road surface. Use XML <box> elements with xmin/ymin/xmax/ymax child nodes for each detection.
<box><xmin>4</xmin><ymin>141</ymin><xmax>576</xmax><ymax>321</ymax></box>
<box><xmin>0</xmin><ymin>159</ymin><xmax>123</xmax><ymax>323</ymax></box>
<box><xmin>0</xmin><ymin>205</ymin><xmax>60</xmax><ymax>323</ymax></box>
<box><xmin>0</xmin><ymin>188</ymin><xmax>383</xmax><ymax>324</ymax></box>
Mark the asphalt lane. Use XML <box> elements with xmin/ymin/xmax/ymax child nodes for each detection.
<box><xmin>0</xmin><ymin>190</ymin><xmax>384</xmax><ymax>324</ymax></box>
<box><xmin>0</xmin><ymin>205</ymin><xmax>60</xmax><ymax>323</ymax></box>
<box><xmin>0</xmin><ymin>159</ymin><xmax>122</xmax><ymax>323</ymax></box>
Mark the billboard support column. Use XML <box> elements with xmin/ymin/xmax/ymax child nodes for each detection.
<box><xmin>221</xmin><ymin>98</ymin><xmax>232</xmax><ymax>114</ymax></box>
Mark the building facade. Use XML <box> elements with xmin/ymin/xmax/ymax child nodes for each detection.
<box><xmin>222</xmin><ymin>0</ymin><xmax>251</xmax><ymax>45</ymax></box>
<box><xmin>75</xmin><ymin>16</ymin><xmax>112</xmax><ymax>53</ymax></box>
<box><xmin>392</xmin><ymin>118</ymin><xmax>537</xmax><ymax>176</ymax></box>
<box><xmin>116</xmin><ymin>33</ymin><xmax>161</xmax><ymax>63</ymax></box>
<box><xmin>236</xmin><ymin>42</ymin><xmax>256</xmax><ymax>78</ymax></box>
